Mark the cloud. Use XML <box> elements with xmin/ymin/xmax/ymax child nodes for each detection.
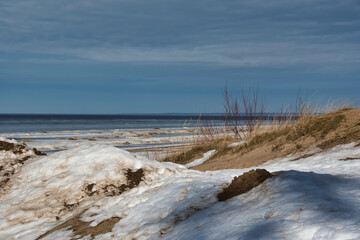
<box><xmin>0</xmin><ymin>0</ymin><xmax>359</xmax><ymax>70</ymax></box>
<box><xmin>13</xmin><ymin>41</ymin><xmax>360</xmax><ymax>70</ymax></box>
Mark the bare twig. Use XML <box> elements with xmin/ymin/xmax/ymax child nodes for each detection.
<box><xmin>223</xmin><ymin>86</ymin><xmax>267</xmax><ymax>139</ymax></box>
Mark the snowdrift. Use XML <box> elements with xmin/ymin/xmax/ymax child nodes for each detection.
<box><xmin>1</xmin><ymin>138</ymin><xmax>360</xmax><ymax>240</ymax></box>
<box><xmin>0</xmin><ymin>138</ymin><xmax>45</xmax><ymax>192</ymax></box>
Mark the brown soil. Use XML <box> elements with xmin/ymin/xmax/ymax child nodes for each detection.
<box><xmin>104</xmin><ymin>168</ymin><xmax>144</xmax><ymax>196</ymax></box>
<box><xmin>0</xmin><ymin>140</ymin><xmax>45</xmax><ymax>156</ymax></box>
<box><xmin>218</xmin><ymin>169</ymin><xmax>272</xmax><ymax>201</ymax></box>
<box><xmin>1</xmin><ymin>140</ymin><xmax>46</xmax><ymax>190</ymax></box>
<box><xmin>33</xmin><ymin>148</ymin><xmax>46</xmax><ymax>156</ymax></box>
<box><xmin>0</xmin><ymin>141</ymin><xmax>27</xmax><ymax>154</ymax></box>
<box><xmin>38</xmin><ymin>169</ymin><xmax>143</xmax><ymax>238</ymax></box>
<box><xmin>192</xmin><ymin>108</ymin><xmax>360</xmax><ymax>171</ymax></box>
<box><xmin>339</xmin><ymin>157</ymin><xmax>359</xmax><ymax>161</ymax></box>
<box><xmin>37</xmin><ymin>210</ymin><xmax>120</xmax><ymax>240</ymax></box>
<box><xmin>84</xmin><ymin>168</ymin><xmax>144</xmax><ymax>197</ymax></box>
<box><xmin>68</xmin><ymin>137</ymin><xmax>80</xmax><ymax>141</ymax></box>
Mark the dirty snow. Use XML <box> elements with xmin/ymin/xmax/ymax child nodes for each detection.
<box><xmin>0</xmin><ymin>139</ymin><xmax>360</xmax><ymax>240</ymax></box>
<box><xmin>0</xmin><ymin>138</ymin><xmax>40</xmax><ymax>192</ymax></box>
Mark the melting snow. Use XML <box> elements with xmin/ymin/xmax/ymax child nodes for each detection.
<box><xmin>227</xmin><ymin>141</ymin><xmax>244</xmax><ymax>148</ymax></box>
<box><xmin>0</xmin><ymin>139</ymin><xmax>359</xmax><ymax>240</ymax></box>
<box><xmin>185</xmin><ymin>150</ymin><xmax>216</xmax><ymax>168</ymax></box>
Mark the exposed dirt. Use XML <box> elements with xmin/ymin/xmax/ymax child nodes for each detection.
<box><xmin>37</xmin><ymin>169</ymin><xmax>144</xmax><ymax>238</ymax></box>
<box><xmin>0</xmin><ymin>140</ymin><xmax>45</xmax><ymax>156</ymax></box>
<box><xmin>68</xmin><ymin>137</ymin><xmax>80</xmax><ymax>141</ymax></box>
<box><xmin>339</xmin><ymin>157</ymin><xmax>359</xmax><ymax>161</ymax></box>
<box><xmin>84</xmin><ymin>168</ymin><xmax>144</xmax><ymax>197</ymax></box>
<box><xmin>33</xmin><ymin>148</ymin><xmax>46</xmax><ymax>156</ymax></box>
<box><xmin>218</xmin><ymin>169</ymin><xmax>272</xmax><ymax>201</ymax></box>
<box><xmin>104</xmin><ymin>168</ymin><xmax>144</xmax><ymax>196</ymax></box>
<box><xmin>37</xmin><ymin>209</ymin><xmax>121</xmax><ymax>240</ymax></box>
<box><xmin>1</xmin><ymin>140</ymin><xmax>46</xmax><ymax>191</ymax></box>
<box><xmin>84</xmin><ymin>183</ymin><xmax>97</xmax><ymax>196</ymax></box>
<box><xmin>193</xmin><ymin>108</ymin><xmax>360</xmax><ymax>171</ymax></box>
<box><xmin>62</xmin><ymin>202</ymin><xmax>80</xmax><ymax>213</ymax></box>
<box><xmin>0</xmin><ymin>141</ymin><xmax>27</xmax><ymax>154</ymax></box>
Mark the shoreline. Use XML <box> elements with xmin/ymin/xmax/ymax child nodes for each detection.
<box><xmin>0</xmin><ymin>128</ymin><xmax>196</xmax><ymax>160</ymax></box>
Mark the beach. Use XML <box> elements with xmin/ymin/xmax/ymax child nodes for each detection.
<box><xmin>1</xmin><ymin>109</ymin><xmax>360</xmax><ymax>239</ymax></box>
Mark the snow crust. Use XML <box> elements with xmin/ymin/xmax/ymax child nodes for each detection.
<box><xmin>0</xmin><ymin>140</ymin><xmax>360</xmax><ymax>240</ymax></box>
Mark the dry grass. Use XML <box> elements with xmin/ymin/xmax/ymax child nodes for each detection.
<box><xmin>286</xmin><ymin>113</ymin><xmax>345</xmax><ymax>141</ymax></box>
<box><xmin>163</xmin><ymin>107</ymin><xmax>359</xmax><ymax>169</ymax></box>
<box><xmin>152</xmin><ymin>91</ymin><xmax>357</xmax><ymax>169</ymax></box>
<box><xmin>227</xmin><ymin>107</ymin><xmax>349</xmax><ymax>155</ymax></box>
<box><xmin>195</xmin><ymin>108</ymin><xmax>359</xmax><ymax>171</ymax></box>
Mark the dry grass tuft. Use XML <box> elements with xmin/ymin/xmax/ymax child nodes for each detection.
<box><xmin>157</xmin><ymin>88</ymin><xmax>357</xmax><ymax>169</ymax></box>
<box><xmin>287</xmin><ymin>113</ymin><xmax>345</xmax><ymax>141</ymax></box>
<box><xmin>165</xmin><ymin>107</ymin><xmax>359</xmax><ymax>170</ymax></box>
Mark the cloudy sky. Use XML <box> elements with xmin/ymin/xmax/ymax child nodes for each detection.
<box><xmin>0</xmin><ymin>0</ymin><xmax>359</xmax><ymax>113</ymax></box>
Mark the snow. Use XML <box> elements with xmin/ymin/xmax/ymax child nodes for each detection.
<box><xmin>185</xmin><ymin>150</ymin><xmax>216</xmax><ymax>168</ymax></box>
<box><xmin>0</xmin><ymin>129</ymin><xmax>194</xmax><ymax>153</ymax></box>
<box><xmin>0</xmin><ymin>136</ymin><xmax>18</xmax><ymax>144</ymax></box>
<box><xmin>227</xmin><ymin>141</ymin><xmax>244</xmax><ymax>147</ymax></box>
<box><xmin>0</xmin><ymin>138</ymin><xmax>39</xmax><ymax>192</ymax></box>
<box><xmin>1</xmin><ymin>138</ymin><xmax>360</xmax><ymax>240</ymax></box>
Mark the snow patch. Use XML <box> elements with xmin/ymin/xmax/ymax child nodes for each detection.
<box><xmin>185</xmin><ymin>150</ymin><xmax>216</xmax><ymax>168</ymax></box>
<box><xmin>227</xmin><ymin>141</ymin><xmax>244</xmax><ymax>148</ymax></box>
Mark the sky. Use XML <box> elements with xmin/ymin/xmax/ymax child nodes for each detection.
<box><xmin>0</xmin><ymin>0</ymin><xmax>359</xmax><ymax>114</ymax></box>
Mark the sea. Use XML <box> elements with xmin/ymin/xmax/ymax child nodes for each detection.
<box><xmin>0</xmin><ymin>114</ymin><xmax>226</xmax><ymax>155</ymax></box>
<box><xmin>0</xmin><ymin>113</ymin><xmax>281</xmax><ymax>157</ymax></box>
<box><xmin>0</xmin><ymin>114</ymin><xmax>225</xmax><ymax>133</ymax></box>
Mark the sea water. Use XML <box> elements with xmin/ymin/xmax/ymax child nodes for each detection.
<box><xmin>0</xmin><ymin>114</ymin><xmax>224</xmax><ymax>133</ymax></box>
<box><xmin>0</xmin><ymin>114</ymin><xmax>225</xmax><ymax>154</ymax></box>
